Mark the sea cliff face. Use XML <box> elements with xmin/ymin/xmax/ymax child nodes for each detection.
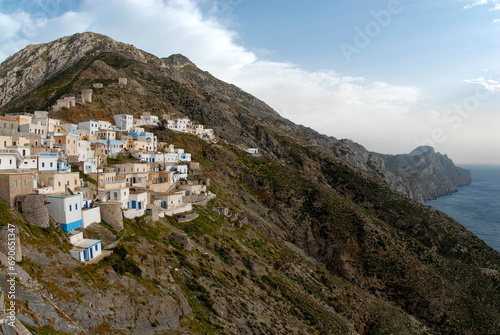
<box><xmin>381</xmin><ymin>146</ymin><xmax>472</xmax><ymax>201</ymax></box>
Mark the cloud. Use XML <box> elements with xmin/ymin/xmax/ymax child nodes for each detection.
<box><xmin>463</xmin><ymin>77</ymin><xmax>500</xmax><ymax>92</ymax></box>
<box><xmin>463</xmin><ymin>0</ymin><xmax>498</xmax><ymax>9</ymax></box>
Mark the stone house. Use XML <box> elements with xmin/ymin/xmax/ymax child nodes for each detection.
<box><xmin>0</xmin><ymin>171</ymin><xmax>37</xmax><ymax>207</ymax></box>
<box><xmin>0</xmin><ymin>135</ymin><xmax>13</xmax><ymax>149</ymax></box>
<box><xmin>19</xmin><ymin>121</ymin><xmax>46</xmax><ymax>138</ymax></box>
<box><xmin>0</xmin><ymin>116</ymin><xmax>19</xmax><ymax>136</ymax></box>
<box><xmin>148</xmin><ymin>171</ymin><xmax>173</xmax><ymax>193</ymax></box>
<box><xmin>38</xmin><ymin>171</ymin><xmax>81</xmax><ymax>193</ymax></box>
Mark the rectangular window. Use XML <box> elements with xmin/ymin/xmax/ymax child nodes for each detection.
<box><xmin>14</xmin><ymin>181</ymin><xmax>17</xmax><ymax>187</ymax></box>
<box><xmin>50</xmin><ymin>162</ymin><xmax>53</xmax><ymax>167</ymax></box>
<box><xmin>69</xmin><ymin>205</ymin><xmax>72</xmax><ymax>211</ymax></box>
<box><xmin>23</xmin><ymin>180</ymin><xmax>26</xmax><ymax>186</ymax></box>
<box><xmin>75</xmin><ymin>204</ymin><xmax>78</xmax><ymax>210</ymax></box>
<box><xmin>42</xmin><ymin>162</ymin><xmax>45</xmax><ymax>167</ymax></box>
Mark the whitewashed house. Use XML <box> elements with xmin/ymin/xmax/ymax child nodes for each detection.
<box><xmin>129</xmin><ymin>131</ymin><xmax>157</xmax><ymax>152</ymax></box>
<box><xmin>46</xmin><ymin>193</ymin><xmax>83</xmax><ymax>233</ymax></box>
<box><xmin>82</xmin><ymin>161</ymin><xmax>98</xmax><ymax>174</ymax></box>
<box><xmin>167</xmin><ymin>118</ymin><xmax>190</xmax><ymax>132</ymax></box>
<box><xmin>178</xmin><ymin>183</ymin><xmax>207</xmax><ymax>196</ymax></box>
<box><xmin>113</xmin><ymin>114</ymin><xmax>134</xmax><ymax>131</ymax></box>
<box><xmin>246</xmin><ymin>148</ymin><xmax>259</xmax><ymax>155</ymax></box>
<box><xmin>78</xmin><ymin>120</ymin><xmax>100</xmax><ymax>136</ymax></box>
<box><xmin>0</xmin><ymin>150</ymin><xmax>19</xmax><ymax>170</ymax></box>
<box><xmin>69</xmin><ymin>232</ymin><xmax>102</xmax><ymax>262</ymax></box>
<box><xmin>108</xmin><ymin>187</ymin><xmax>130</xmax><ymax>209</ymax></box>
<box><xmin>98</xmin><ymin>120</ymin><xmax>113</xmax><ymax>131</ymax></box>
<box><xmin>123</xmin><ymin>190</ymin><xmax>148</xmax><ymax>219</ymax></box>
<box><xmin>153</xmin><ymin>191</ymin><xmax>192</xmax><ymax>216</ymax></box>
<box><xmin>38</xmin><ymin>153</ymin><xmax>71</xmax><ymax>173</ymax></box>
<box><xmin>77</xmin><ymin>139</ymin><xmax>92</xmax><ymax>162</ymax></box>
<box><xmin>155</xmin><ymin>191</ymin><xmax>184</xmax><ymax>209</ymax></box>
<box><xmin>165</xmin><ymin>164</ymin><xmax>188</xmax><ymax>182</ymax></box>
<box><xmin>141</xmin><ymin>113</ymin><xmax>159</xmax><ymax>127</ymax></box>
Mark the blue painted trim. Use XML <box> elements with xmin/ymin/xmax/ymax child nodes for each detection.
<box><xmin>61</xmin><ymin>219</ymin><xmax>82</xmax><ymax>233</ymax></box>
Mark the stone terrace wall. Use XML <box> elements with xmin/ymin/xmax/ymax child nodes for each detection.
<box><xmin>98</xmin><ymin>202</ymin><xmax>123</xmax><ymax>231</ymax></box>
<box><xmin>20</xmin><ymin>194</ymin><xmax>49</xmax><ymax>228</ymax></box>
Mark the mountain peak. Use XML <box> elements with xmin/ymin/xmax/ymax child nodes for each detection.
<box><xmin>162</xmin><ymin>54</ymin><xmax>195</xmax><ymax>68</ymax></box>
<box><xmin>410</xmin><ymin>145</ymin><xmax>435</xmax><ymax>156</ymax></box>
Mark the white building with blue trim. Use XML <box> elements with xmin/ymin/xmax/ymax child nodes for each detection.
<box><xmin>113</xmin><ymin>114</ymin><xmax>134</xmax><ymax>131</ymax></box>
<box><xmin>78</xmin><ymin>120</ymin><xmax>100</xmax><ymax>136</ymax></box>
<box><xmin>69</xmin><ymin>231</ymin><xmax>102</xmax><ymax>262</ymax></box>
<box><xmin>38</xmin><ymin>153</ymin><xmax>71</xmax><ymax>173</ymax></box>
<box><xmin>46</xmin><ymin>193</ymin><xmax>83</xmax><ymax>233</ymax></box>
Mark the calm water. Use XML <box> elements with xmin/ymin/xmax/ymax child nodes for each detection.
<box><xmin>426</xmin><ymin>165</ymin><xmax>500</xmax><ymax>253</ymax></box>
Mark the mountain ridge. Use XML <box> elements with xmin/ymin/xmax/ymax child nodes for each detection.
<box><xmin>0</xmin><ymin>32</ymin><xmax>470</xmax><ymax>203</ymax></box>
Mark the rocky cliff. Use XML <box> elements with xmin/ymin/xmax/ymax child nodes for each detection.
<box><xmin>1</xmin><ymin>33</ymin><xmax>499</xmax><ymax>335</ymax></box>
<box><xmin>381</xmin><ymin>146</ymin><xmax>472</xmax><ymax>201</ymax></box>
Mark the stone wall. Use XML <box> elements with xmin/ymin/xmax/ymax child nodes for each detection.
<box><xmin>98</xmin><ymin>202</ymin><xmax>123</xmax><ymax>231</ymax></box>
<box><xmin>19</xmin><ymin>194</ymin><xmax>49</xmax><ymax>228</ymax></box>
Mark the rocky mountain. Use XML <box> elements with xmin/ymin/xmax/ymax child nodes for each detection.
<box><xmin>1</xmin><ymin>32</ymin><xmax>499</xmax><ymax>334</ymax></box>
<box><xmin>0</xmin><ymin>33</ymin><xmax>469</xmax><ymax>203</ymax></box>
<box><xmin>382</xmin><ymin>146</ymin><xmax>472</xmax><ymax>201</ymax></box>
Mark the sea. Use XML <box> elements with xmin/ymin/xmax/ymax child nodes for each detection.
<box><xmin>425</xmin><ymin>165</ymin><xmax>500</xmax><ymax>253</ymax></box>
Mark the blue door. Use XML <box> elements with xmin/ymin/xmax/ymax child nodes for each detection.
<box><xmin>131</xmin><ymin>201</ymin><xmax>136</xmax><ymax>209</ymax></box>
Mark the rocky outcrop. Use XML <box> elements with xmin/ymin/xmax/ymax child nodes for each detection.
<box><xmin>162</xmin><ymin>54</ymin><xmax>195</xmax><ymax>69</ymax></box>
<box><xmin>381</xmin><ymin>146</ymin><xmax>472</xmax><ymax>201</ymax></box>
<box><xmin>0</xmin><ymin>32</ymin><xmax>152</xmax><ymax>109</ymax></box>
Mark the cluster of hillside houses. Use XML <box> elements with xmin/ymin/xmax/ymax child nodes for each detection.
<box><xmin>0</xmin><ymin>101</ymin><xmax>215</xmax><ymax>263</ymax></box>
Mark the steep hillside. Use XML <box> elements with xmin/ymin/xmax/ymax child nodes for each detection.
<box><xmin>1</xmin><ymin>33</ymin><xmax>499</xmax><ymax>334</ymax></box>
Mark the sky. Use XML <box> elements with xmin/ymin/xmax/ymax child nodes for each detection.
<box><xmin>0</xmin><ymin>0</ymin><xmax>499</xmax><ymax>164</ymax></box>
